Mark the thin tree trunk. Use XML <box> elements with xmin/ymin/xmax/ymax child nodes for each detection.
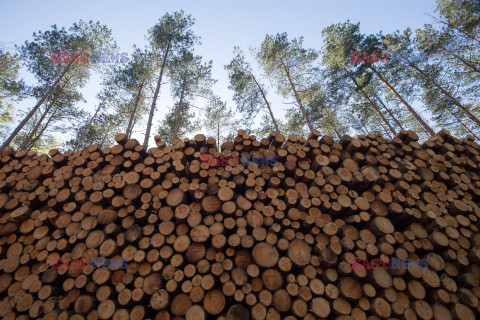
<box><xmin>26</xmin><ymin>106</ymin><xmax>60</xmax><ymax>152</ymax></box>
<box><xmin>126</xmin><ymin>80</ymin><xmax>146</xmax><ymax>139</ymax></box>
<box><xmin>173</xmin><ymin>80</ymin><xmax>186</xmax><ymax>140</ymax></box>
<box><xmin>280</xmin><ymin>58</ymin><xmax>314</xmax><ymax>132</ymax></box>
<box><xmin>442</xmin><ymin>47</ymin><xmax>480</xmax><ymax>74</ymax></box>
<box><xmin>143</xmin><ymin>42</ymin><xmax>171</xmax><ymax>149</ymax></box>
<box><xmin>21</xmin><ymin>114</ymin><xmax>41</xmax><ymax>147</ymax></box>
<box><xmin>130</xmin><ymin>118</ymin><xmax>138</xmax><ymax>138</ymax></box>
<box><xmin>20</xmin><ymin>74</ymin><xmax>74</xmax><ymax>150</ymax></box>
<box><xmin>360</xmin><ymin>120</ymin><xmax>369</xmax><ymax>134</ymax></box>
<box><xmin>379</xmin><ymin>121</ymin><xmax>394</xmax><ymax>139</ymax></box>
<box><xmin>344</xmin><ymin>67</ymin><xmax>403</xmax><ymax>129</ymax></box>
<box><xmin>249</xmin><ymin>71</ymin><xmax>280</xmax><ymax>134</ymax></box>
<box><xmin>20</xmin><ymin>100</ymin><xmax>55</xmax><ymax>150</ymax></box>
<box><xmin>407</xmin><ymin>61</ymin><xmax>480</xmax><ymax>128</ymax></box>
<box><xmin>99</xmin><ymin>131</ymin><xmax>109</xmax><ymax>149</ymax></box>
<box><xmin>446</xmin><ymin>108</ymin><xmax>480</xmax><ymax>141</ymax></box>
<box><xmin>356</xmin><ymin>88</ymin><xmax>396</xmax><ymax>136</ymax></box>
<box><xmin>366</xmin><ymin>87</ymin><xmax>404</xmax><ymax>130</ymax></box>
<box><xmin>332</xmin><ymin>127</ymin><xmax>341</xmax><ymax>140</ymax></box>
<box><xmin>436</xmin><ymin>17</ymin><xmax>480</xmax><ymax>45</ymax></box>
<box><xmin>217</xmin><ymin>120</ymin><xmax>220</xmax><ymax>146</ymax></box>
<box><xmin>0</xmin><ymin>62</ymin><xmax>74</xmax><ymax>151</ymax></box>
<box><xmin>368</xmin><ymin>64</ymin><xmax>435</xmax><ymax>136</ymax></box>
<box><xmin>345</xmin><ymin>70</ymin><xmax>396</xmax><ymax>136</ymax></box>
<box><xmin>74</xmin><ymin>100</ymin><xmax>106</xmax><ymax>152</ymax></box>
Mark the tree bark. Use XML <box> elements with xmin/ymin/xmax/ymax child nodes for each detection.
<box><xmin>345</xmin><ymin>70</ymin><xmax>396</xmax><ymax>136</ymax></box>
<box><xmin>126</xmin><ymin>80</ymin><xmax>146</xmax><ymax>139</ymax></box>
<box><xmin>407</xmin><ymin>61</ymin><xmax>480</xmax><ymax>128</ymax></box>
<box><xmin>130</xmin><ymin>118</ymin><xmax>138</xmax><ymax>138</ymax></box>
<box><xmin>368</xmin><ymin>64</ymin><xmax>435</xmax><ymax>136</ymax></box>
<box><xmin>173</xmin><ymin>80</ymin><xmax>187</xmax><ymax>140</ymax></box>
<box><xmin>20</xmin><ymin>114</ymin><xmax>41</xmax><ymax>149</ymax></box>
<box><xmin>0</xmin><ymin>62</ymin><xmax>74</xmax><ymax>151</ymax></box>
<box><xmin>249</xmin><ymin>71</ymin><xmax>280</xmax><ymax>134</ymax></box>
<box><xmin>99</xmin><ymin>131</ymin><xmax>109</xmax><ymax>148</ymax></box>
<box><xmin>143</xmin><ymin>42</ymin><xmax>171</xmax><ymax>149</ymax></box>
<box><xmin>332</xmin><ymin>127</ymin><xmax>341</xmax><ymax>139</ymax></box>
<box><xmin>20</xmin><ymin>100</ymin><xmax>55</xmax><ymax>150</ymax></box>
<box><xmin>26</xmin><ymin>105</ymin><xmax>61</xmax><ymax>151</ymax></box>
<box><xmin>280</xmin><ymin>58</ymin><xmax>314</xmax><ymax>132</ymax></box>
<box><xmin>217</xmin><ymin>118</ymin><xmax>220</xmax><ymax>145</ymax></box>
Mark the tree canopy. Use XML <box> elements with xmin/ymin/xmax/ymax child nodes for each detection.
<box><xmin>2</xmin><ymin>2</ymin><xmax>480</xmax><ymax>153</ymax></box>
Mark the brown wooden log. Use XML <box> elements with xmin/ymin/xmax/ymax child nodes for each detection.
<box><xmin>203</xmin><ymin>290</ymin><xmax>225</xmax><ymax>315</ymax></box>
<box><xmin>252</xmin><ymin>242</ymin><xmax>279</xmax><ymax>268</ymax></box>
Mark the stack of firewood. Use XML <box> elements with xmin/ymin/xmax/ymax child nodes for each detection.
<box><xmin>0</xmin><ymin>128</ymin><xmax>479</xmax><ymax>320</ymax></box>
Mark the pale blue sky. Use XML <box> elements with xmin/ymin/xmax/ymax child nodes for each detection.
<box><xmin>0</xmin><ymin>0</ymin><xmax>437</xmax><ymax>145</ymax></box>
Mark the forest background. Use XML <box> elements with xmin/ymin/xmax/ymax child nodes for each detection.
<box><xmin>0</xmin><ymin>0</ymin><xmax>478</xmax><ymax>153</ymax></box>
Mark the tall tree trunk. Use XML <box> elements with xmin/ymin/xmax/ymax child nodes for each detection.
<box><xmin>26</xmin><ymin>105</ymin><xmax>61</xmax><ymax>151</ymax></box>
<box><xmin>345</xmin><ymin>69</ymin><xmax>396</xmax><ymax>136</ymax></box>
<box><xmin>21</xmin><ymin>114</ymin><xmax>41</xmax><ymax>148</ymax></box>
<box><xmin>20</xmin><ymin>74</ymin><xmax>74</xmax><ymax>150</ymax></box>
<box><xmin>0</xmin><ymin>62</ymin><xmax>74</xmax><ymax>151</ymax></box>
<box><xmin>280</xmin><ymin>58</ymin><xmax>314</xmax><ymax>132</ymax></box>
<box><xmin>126</xmin><ymin>80</ymin><xmax>146</xmax><ymax>139</ymax></box>
<box><xmin>173</xmin><ymin>80</ymin><xmax>186</xmax><ymax>140</ymax></box>
<box><xmin>143</xmin><ymin>42</ymin><xmax>171</xmax><ymax>149</ymax></box>
<box><xmin>441</xmin><ymin>47</ymin><xmax>480</xmax><ymax>74</ymax></box>
<box><xmin>20</xmin><ymin>100</ymin><xmax>55</xmax><ymax>150</ymax></box>
<box><xmin>74</xmin><ymin>100</ymin><xmax>106</xmax><ymax>152</ymax></box>
<box><xmin>356</xmin><ymin>89</ymin><xmax>396</xmax><ymax>136</ymax></box>
<box><xmin>407</xmin><ymin>61</ymin><xmax>480</xmax><ymax>128</ymax></box>
<box><xmin>379</xmin><ymin>121</ymin><xmax>394</xmax><ymax>139</ymax></box>
<box><xmin>130</xmin><ymin>118</ymin><xmax>138</xmax><ymax>138</ymax></box>
<box><xmin>368</xmin><ymin>64</ymin><xmax>435</xmax><ymax>136</ymax></box>
<box><xmin>360</xmin><ymin>120</ymin><xmax>369</xmax><ymax>134</ymax></box>
<box><xmin>439</xmin><ymin>19</ymin><xmax>480</xmax><ymax>45</ymax></box>
<box><xmin>332</xmin><ymin>127</ymin><xmax>341</xmax><ymax>140</ymax></box>
<box><xmin>344</xmin><ymin>67</ymin><xmax>403</xmax><ymax>129</ymax></box>
<box><xmin>366</xmin><ymin>87</ymin><xmax>404</xmax><ymax>130</ymax></box>
<box><xmin>249</xmin><ymin>71</ymin><xmax>280</xmax><ymax>134</ymax></box>
<box><xmin>99</xmin><ymin>131</ymin><xmax>109</xmax><ymax>149</ymax></box>
<box><xmin>446</xmin><ymin>108</ymin><xmax>480</xmax><ymax>141</ymax></box>
<box><xmin>217</xmin><ymin>119</ymin><xmax>220</xmax><ymax>146</ymax></box>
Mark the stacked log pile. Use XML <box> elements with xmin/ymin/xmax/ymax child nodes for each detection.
<box><xmin>0</xmin><ymin>128</ymin><xmax>479</xmax><ymax>320</ymax></box>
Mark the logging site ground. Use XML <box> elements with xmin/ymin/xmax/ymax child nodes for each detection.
<box><xmin>1</xmin><ymin>0</ymin><xmax>480</xmax><ymax>320</ymax></box>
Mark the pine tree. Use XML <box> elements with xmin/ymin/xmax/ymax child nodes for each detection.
<box><xmin>0</xmin><ymin>47</ymin><xmax>25</xmax><ymax>140</ymax></box>
<box><xmin>144</xmin><ymin>11</ymin><xmax>198</xmax><ymax>148</ymax></box>
<box><xmin>1</xmin><ymin>21</ymin><xmax>116</xmax><ymax>151</ymax></box>
<box><xmin>157</xmin><ymin>101</ymin><xmax>199</xmax><ymax>143</ymax></box>
<box><xmin>256</xmin><ymin>33</ymin><xmax>318</xmax><ymax>132</ymax></box>
<box><xmin>167</xmin><ymin>50</ymin><xmax>214</xmax><ymax>140</ymax></box>
<box><xmin>321</xmin><ymin>21</ymin><xmax>435</xmax><ymax>136</ymax></box>
<box><xmin>226</xmin><ymin>47</ymin><xmax>279</xmax><ymax>133</ymax></box>
<box><xmin>202</xmin><ymin>98</ymin><xmax>236</xmax><ymax>146</ymax></box>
